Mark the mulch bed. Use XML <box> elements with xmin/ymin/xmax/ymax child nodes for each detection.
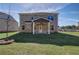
<box><xmin>0</xmin><ymin>38</ymin><xmax>14</xmax><ymax>45</ymax></box>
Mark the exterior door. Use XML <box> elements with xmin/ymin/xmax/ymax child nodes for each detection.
<box><xmin>38</xmin><ymin>24</ymin><xmax>42</xmax><ymax>33</ymax></box>
<box><xmin>35</xmin><ymin>22</ymin><xmax>48</xmax><ymax>34</ymax></box>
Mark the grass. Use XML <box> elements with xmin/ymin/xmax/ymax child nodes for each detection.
<box><xmin>0</xmin><ymin>32</ymin><xmax>17</xmax><ymax>39</ymax></box>
<box><xmin>0</xmin><ymin>32</ymin><xmax>79</xmax><ymax>55</ymax></box>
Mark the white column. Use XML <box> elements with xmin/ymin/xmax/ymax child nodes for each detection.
<box><xmin>33</xmin><ymin>22</ymin><xmax>35</xmax><ymax>34</ymax></box>
<box><xmin>48</xmin><ymin>22</ymin><xmax>50</xmax><ymax>34</ymax></box>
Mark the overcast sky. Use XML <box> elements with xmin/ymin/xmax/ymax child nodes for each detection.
<box><xmin>0</xmin><ymin>3</ymin><xmax>79</xmax><ymax>26</ymax></box>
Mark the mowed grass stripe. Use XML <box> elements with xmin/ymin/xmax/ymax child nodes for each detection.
<box><xmin>0</xmin><ymin>32</ymin><xmax>79</xmax><ymax>54</ymax></box>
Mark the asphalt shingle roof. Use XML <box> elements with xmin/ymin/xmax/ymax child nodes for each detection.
<box><xmin>0</xmin><ymin>12</ymin><xmax>15</xmax><ymax>20</ymax></box>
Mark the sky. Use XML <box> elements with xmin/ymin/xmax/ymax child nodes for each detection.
<box><xmin>0</xmin><ymin>3</ymin><xmax>79</xmax><ymax>26</ymax></box>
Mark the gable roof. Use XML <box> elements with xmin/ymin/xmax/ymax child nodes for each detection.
<box><xmin>33</xmin><ymin>18</ymin><xmax>51</xmax><ymax>22</ymax></box>
<box><xmin>0</xmin><ymin>12</ymin><xmax>15</xmax><ymax>21</ymax></box>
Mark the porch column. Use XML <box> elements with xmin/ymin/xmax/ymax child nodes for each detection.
<box><xmin>48</xmin><ymin>22</ymin><xmax>50</xmax><ymax>34</ymax></box>
<box><xmin>33</xmin><ymin>22</ymin><xmax>35</xmax><ymax>34</ymax></box>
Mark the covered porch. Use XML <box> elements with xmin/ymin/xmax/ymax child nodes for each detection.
<box><xmin>32</xmin><ymin>18</ymin><xmax>50</xmax><ymax>34</ymax></box>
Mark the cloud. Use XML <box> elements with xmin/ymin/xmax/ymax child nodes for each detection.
<box><xmin>59</xmin><ymin>17</ymin><xmax>79</xmax><ymax>22</ymax></box>
<box><xmin>20</xmin><ymin>3</ymin><xmax>69</xmax><ymax>12</ymax></box>
<box><xmin>60</xmin><ymin>11</ymin><xmax>79</xmax><ymax>14</ymax></box>
<box><xmin>59</xmin><ymin>17</ymin><xmax>79</xmax><ymax>26</ymax></box>
<box><xmin>0</xmin><ymin>3</ymin><xmax>70</xmax><ymax>13</ymax></box>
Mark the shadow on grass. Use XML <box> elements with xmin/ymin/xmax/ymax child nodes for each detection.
<box><xmin>8</xmin><ymin>32</ymin><xmax>79</xmax><ymax>46</ymax></box>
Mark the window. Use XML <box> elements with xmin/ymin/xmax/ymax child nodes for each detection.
<box><xmin>31</xmin><ymin>17</ymin><xmax>33</xmax><ymax>20</ymax></box>
<box><xmin>48</xmin><ymin>16</ymin><xmax>53</xmax><ymax>20</ymax></box>
<box><xmin>22</xmin><ymin>25</ymin><xmax>25</xmax><ymax>30</ymax></box>
<box><xmin>51</xmin><ymin>25</ymin><xmax>54</xmax><ymax>30</ymax></box>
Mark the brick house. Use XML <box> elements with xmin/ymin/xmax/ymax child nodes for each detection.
<box><xmin>19</xmin><ymin>12</ymin><xmax>58</xmax><ymax>34</ymax></box>
<box><xmin>0</xmin><ymin>12</ymin><xmax>18</xmax><ymax>32</ymax></box>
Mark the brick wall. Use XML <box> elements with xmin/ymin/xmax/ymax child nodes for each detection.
<box><xmin>19</xmin><ymin>12</ymin><xmax>58</xmax><ymax>33</ymax></box>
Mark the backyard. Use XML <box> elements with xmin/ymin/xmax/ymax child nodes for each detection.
<box><xmin>0</xmin><ymin>32</ymin><xmax>79</xmax><ymax>55</ymax></box>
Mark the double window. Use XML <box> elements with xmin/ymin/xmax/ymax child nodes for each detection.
<box><xmin>48</xmin><ymin>16</ymin><xmax>53</xmax><ymax>20</ymax></box>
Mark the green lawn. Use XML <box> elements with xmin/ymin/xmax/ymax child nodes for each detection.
<box><xmin>0</xmin><ymin>32</ymin><xmax>79</xmax><ymax>55</ymax></box>
<box><xmin>0</xmin><ymin>32</ymin><xmax>17</xmax><ymax>39</ymax></box>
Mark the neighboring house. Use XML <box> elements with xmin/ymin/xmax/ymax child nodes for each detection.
<box><xmin>19</xmin><ymin>12</ymin><xmax>58</xmax><ymax>34</ymax></box>
<box><xmin>0</xmin><ymin>12</ymin><xmax>18</xmax><ymax>32</ymax></box>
